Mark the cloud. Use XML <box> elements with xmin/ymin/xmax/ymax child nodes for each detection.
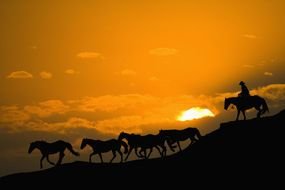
<box><xmin>20</xmin><ymin>117</ymin><xmax>96</xmax><ymax>134</ymax></box>
<box><xmin>77</xmin><ymin>52</ymin><xmax>104</xmax><ymax>59</ymax></box>
<box><xmin>264</xmin><ymin>72</ymin><xmax>273</xmax><ymax>76</ymax></box>
<box><xmin>0</xmin><ymin>106</ymin><xmax>30</xmax><ymax>124</ymax></box>
<box><xmin>120</xmin><ymin>69</ymin><xmax>137</xmax><ymax>76</ymax></box>
<box><xmin>243</xmin><ymin>64</ymin><xmax>255</xmax><ymax>68</ymax></box>
<box><xmin>65</xmin><ymin>69</ymin><xmax>77</xmax><ymax>75</ymax></box>
<box><xmin>243</xmin><ymin>34</ymin><xmax>257</xmax><ymax>39</ymax></box>
<box><xmin>251</xmin><ymin>84</ymin><xmax>285</xmax><ymax>101</ymax></box>
<box><xmin>149</xmin><ymin>48</ymin><xmax>178</xmax><ymax>56</ymax></box>
<box><xmin>149</xmin><ymin>76</ymin><xmax>159</xmax><ymax>81</ymax></box>
<box><xmin>7</xmin><ymin>71</ymin><xmax>33</xmax><ymax>79</ymax></box>
<box><xmin>73</xmin><ymin>94</ymin><xmax>160</xmax><ymax>112</ymax></box>
<box><xmin>39</xmin><ymin>71</ymin><xmax>52</xmax><ymax>79</ymax></box>
<box><xmin>24</xmin><ymin>100</ymin><xmax>69</xmax><ymax>118</ymax></box>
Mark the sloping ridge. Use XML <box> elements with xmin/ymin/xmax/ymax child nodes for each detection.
<box><xmin>1</xmin><ymin>110</ymin><xmax>284</xmax><ymax>186</ymax></box>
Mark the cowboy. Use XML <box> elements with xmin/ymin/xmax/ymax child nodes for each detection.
<box><xmin>238</xmin><ymin>81</ymin><xmax>250</xmax><ymax>97</ymax></box>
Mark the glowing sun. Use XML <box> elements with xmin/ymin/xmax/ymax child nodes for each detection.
<box><xmin>177</xmin><ymin>107</ymin><xmax>215</xmax><ymax>121</ymax></box>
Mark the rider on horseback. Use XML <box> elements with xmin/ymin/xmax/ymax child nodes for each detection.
<box><xmin>238</xmin><ymin>81</ymin><xmax>250</xmax><ymax>98</ymax></box>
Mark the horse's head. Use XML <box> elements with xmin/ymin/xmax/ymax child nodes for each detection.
<box><xmin>80</xmin><ymin>138</ymin><xmax>88</xmax><ymax>149</ymax></box>
<box><xmin>118</xmin><ymin>132</ymin><xmax>126</xmax><ymax>141</ymax></box>
<box><xmin>28</xmin><ymin>142</ymin><xmax>37</xmax><ymax>154</ymax></box>
<box><xmin>224</xmin><ymin>98</ymin><xmax>231</xmax><ymax>110</ymax></box>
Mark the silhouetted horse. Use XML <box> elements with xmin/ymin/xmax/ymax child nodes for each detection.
<box><xmin>224</xmin><ymin>95</ymin><xmax>269</xmax><ymax>121</ymax></box>
<box><xmin>159</xmin><ymin>127</ymin><xmax>202</xmax><ymax>152</ymax></box>
<box><xmin>80</xmin><ymin>138</ymin><xmax>128</xmax><ymax>163</ymax></box>
<box><xmin>118</xmin><ymin>132</ymin><xmax>167</xmax><ymax>160</ymax></box>
<box><xmin>28</xmin><ymin>140</ymin><xmax>80</xmax><ymax>169</ymax></box>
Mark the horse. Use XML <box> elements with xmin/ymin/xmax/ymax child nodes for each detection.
<box><xmin>118</xmin><ymin>132</ymin><xmax>168</xmax><ymax>160</ymax></box>
<box><xmin>28</xmin><ymin>140</ymin><xmax>80</xmax><ymax>169</ymax></box>
<box><xmin>224</xmin><ymin>95</ymin><xmax>269</xmax><ymax>121</ymax></box>
<box><xmin>80</xmin><ymin>138</ymin><xmax>128</xmax><ymax>163</ymax></box>
<box><xmin>159</xmin><ymin>127</ymin><xmax>202</xmax><ymax>152</ymax></box>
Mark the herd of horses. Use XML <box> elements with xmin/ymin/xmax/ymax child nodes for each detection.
<box><xmin>28</xmin><ymin>95</ymin><xmax>270</xmax><ymax>169</ymax></box>
<box><xmin>28</xmin><ymin>127</ymin><xmax>202</xmax><ymax>168</ymax></box>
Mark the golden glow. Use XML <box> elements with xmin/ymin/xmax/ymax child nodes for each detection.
<box><xmin>177</xmin><ymin>107</ymin><xmax>215</xmax><ymax>121</ymax></box>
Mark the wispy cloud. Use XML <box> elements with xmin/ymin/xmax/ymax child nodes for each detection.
<box><xmin>24</xmin><ymin>100</ymin><xmax>69</xmax><ymax>118</ymax></box>
<box><xmin>264</xmin><ymin>72</ymin><xmax>273</xmax><ymax>76</ymax></box>
<box><xmin>243</xmin><ymin>34</ymin><xmax>257</xmax><ymax>39</ymax></box>
<box><xmin>77</xmin><ymin>52</ymin><xmax>104</xmax><ymax>59</ymax></box>
<box><xmin>39</xmin><ymin>71</ymin><xmax>52</xmax><ymax>79</ymax></box>
<box><xmin>149</xmin><ymin>48</ymin><xmax>178</xmax><ymax>56</ymax></box>
<box><xmin>243</xmin><ymin>64</ymin><xmax>255</xmax><ymax>68</ymax></box>
<box><xmin>65</xmin><ymin>69</ymin><xmax>77</xmax><ymax>75</ymax></box>
<box><xmin>251</xmin><ymin>84</ymin><xmax>285</xmax><ymax>101</ymax></box>
<box><xmin>0</xmin><ymin>106</ymin><xmax>30</xmax><ymax>125</ymax></box>
<box><xmin>149</xmin><ymin>76</ymin><xmax>159</xmax><ymax>81</ymax></box>
<box><xmin>120</xmin><ymin>69</ymin><xmax>137</xmax><ymax>76</ymax></box>
<box><xmin>7</xmin><ymin>71</ymin><xmax>33</xmax><ymax>79</ymax></box>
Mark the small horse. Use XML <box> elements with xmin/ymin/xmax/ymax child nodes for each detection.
<box><xmin>80</xmin><ymin>138</ymin><xmax>128</xmax><ymax>163</ymax></box>
<box><xmin>118</xmin><ymin>132</ymin><xmax>167</xmax><ymax>160</ymax></box>
<box><xmin>159</xmin><ymin>127</ymin><xmax>202</xmax><ymax>152</ymax></box>
<box><xmin>28</xmin><ymin>140</ymin><xmax>80</xmax><ymax>169</ymax></box>
<box><xmin>224</xmin><ymin>95</ymin><xmax>269</xmax><ymax>121</ymax></box>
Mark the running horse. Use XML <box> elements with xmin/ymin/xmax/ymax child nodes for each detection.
<box><xmin>224</xmin><ymin>95</ymin><xmax>269</xmax><ymax>121</ymax></box>
<box><xmin>80</xmin><ymin>138</ymin><xmax>128</xmax><ymax>163</ymax></box>
<box><xmin>159</xmin><ymin>127</ymin><xmax>202</xmax><ymax>152</ymax></box>
<box><xmin>28</xmin><ymin>140</ymin><xmax>80</xmax><ymax>169</ymax></box>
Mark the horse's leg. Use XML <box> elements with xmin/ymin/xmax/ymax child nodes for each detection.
<box><xmin>147</xmin><ymin>147</ymin><xmax>153</xmax><ymax>159</ymax></box>
<box><xmin>136</xmin><ymin>147</ymin><xmax>143</xmax><ymax>157</ymax></box>
<box><xmin>124</xmin><ymin>147</ymin><xmax>133</xmax><ymax>161</ymax></box>
<box><xmin>139</xmin><ymin>148</ymin><xmax>144</xmax><ymax>157</ymax></box>
<box><xmin>89</xmin><ymin>152</ymin><xmax>96</xmax><ymax>163</ymax></box>
<box><xmin>177</xmin><ymin>141</ymin><xmax>182</xmax><ymax>152</ymax></box>
<box><xmin>256</xmin><ymin>107</ymin><xmax>261</xmax><ymax>118</ymax></box>
<box><xmin>99</xmin><ymin>153</ymin><xmax>103</xmax><ymax>163</ymax></box>
<box><xmin>242</xmin><ymin>110</ymin><xmax>246</xmax><ymax>120</ymax></box>
<box><xmin>47</xmin><ymin>155</ymin><xmax>55</xmax><ymax>165</ymax></box>
<box><xmin>40</xmin><ymin>155</ymin><xmax>45</xmax><ymax>169</ymax></box>
<box><xmin>143</xmin><ymin>149</ymin><xmax>148</xmax><ymax>159</ymax></box>
<box><xmin>189</xmin><ymin>137</ymin><xmax>195</xmax><ymax>145</ymax></box>
<box><xmin>161</xmin><ymin>145</ymin><xmax>166</xmax><ymax>157</ymax></box>
<box><xmin>110</xmin><ymin>150</ymin><xmax>116</xmax><ymax>163</ymax></box>
<box><xmin>118</xmin><ymin>150</ymin><xmax>123</xmax><ymax>163</ymax></box>
<box><xmin>236</xmin><ymin>109</ymin><xmax>240</xmax><ymax>121</ymax></box>
<box><xmin>56</xmin><ymin>152</ymin><xmax>65</xmax><ymax>166</ymax></box>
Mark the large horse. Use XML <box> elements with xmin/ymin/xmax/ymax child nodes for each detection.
<box><xmin>28</xmin><ymin>140</ymin><xmax>80</xmax><ymax>169</ymax></box>
<box><xmin>80</xmin><ymin>138</ymin><xmax>128</xmax><ymax>163</ymax></box>
<box><xmin>224</xmin><ymin>95</ymin><xmax>269</xmax><ymax>121</ymax></box>
<box><xmin>159</xmin><ymin>127</ymin><xmax>202</xmax><ymax>152</ymax></box>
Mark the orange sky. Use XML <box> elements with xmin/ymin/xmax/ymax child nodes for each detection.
<box><xmin>1</xmin><ymin>0</ymin><xmax>285</xmax><ymax>176</ymax></box>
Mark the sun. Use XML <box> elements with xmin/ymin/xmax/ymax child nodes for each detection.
<box><xmin>177</xmin><ymin>107</ymin><xmax>215</xmax><ymax>121</ymax></box>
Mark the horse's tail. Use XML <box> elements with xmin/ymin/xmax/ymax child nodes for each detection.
<box><xmin>66</xmin><ymin>143</ymin><xmax>80</xmax><ymax>156</ymax></box>
<box><xmin>195</xmin><ymin>128</ymin><xmax>202</xmax><ymax>140</ymax></box>
<box><xmin>261</xmin><ymin>98</ymin><xmax>269</xmax><ymax>115</ymax></box>
<box><xmin>120</xmin><ymin>140</ymin><xmax>129</xmax><ymax>154</ymax></box>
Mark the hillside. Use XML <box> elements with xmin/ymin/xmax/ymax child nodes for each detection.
<box><xmin>1</xmin><ymin>110</ymin><xmax>284</xmax><ymax>187</ymax></box>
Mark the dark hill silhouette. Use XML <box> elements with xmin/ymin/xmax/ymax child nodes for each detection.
<box><xmin>1</xmin><ymin>110</ymin><xmax>284</xmax><ymax>187</ymax></box>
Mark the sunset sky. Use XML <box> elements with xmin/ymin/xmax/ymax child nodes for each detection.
<box><xmin>1</xmin><ymin>0</ymin><xmax>285</xmax><ymax>176</ymax></box>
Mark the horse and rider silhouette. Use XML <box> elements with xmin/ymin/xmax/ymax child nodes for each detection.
<box><xmin>224</xmin><ymin>81</ymin><xmax>269</xmax><ymax>120</ymax></box>
<box><xmin>28</xmin><ymin>81</ymin><xmax>270</xmax><ymax>168</ymax></box>
<box><xmin>28</xmin><ymin>140</ymin><xmax>80</xmax><ymax>169</ymax></box>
